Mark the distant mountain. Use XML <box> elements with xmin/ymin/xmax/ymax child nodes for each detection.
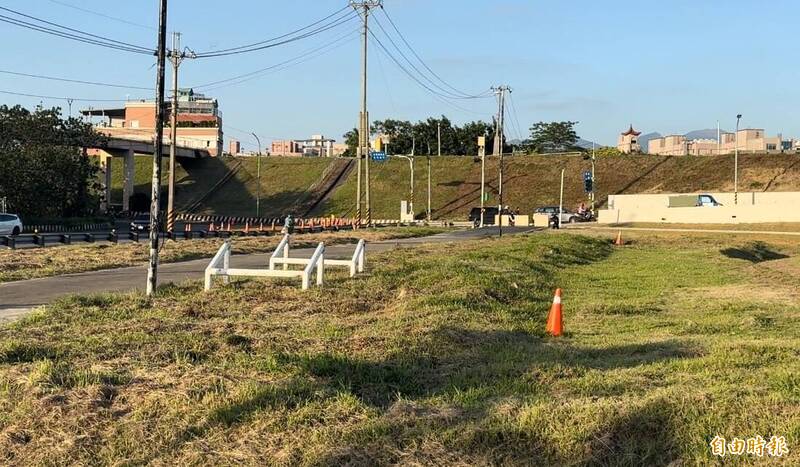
<box><xmin>638</xmin><ymin>132</ymin><xmax>662</xmax><ymax>153</ymax></box>
<box><xmin>575</xmin><ymin>138</ymin><xmax>603</xmax><ymax>149</ymax></box>
<box><xmin>685</xmin><ymin>129</ymin><xmax>726</xmax><ymax>141</ymax></box>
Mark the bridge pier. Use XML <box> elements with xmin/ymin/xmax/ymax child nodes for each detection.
<box><xmin>99</xmin><ymin>155</ymin><xmax>112</xmax><ymax>213</ymax></box>
<box><xmin>122</xmin><ymin>149</ymin><xmax>134</xmax><ymax>212</ymax></box>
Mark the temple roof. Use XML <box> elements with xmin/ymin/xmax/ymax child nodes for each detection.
<box><xmin>621</xmin><ymin>124</ymin><xmax>641</xmax><ymax>137</ymax></box>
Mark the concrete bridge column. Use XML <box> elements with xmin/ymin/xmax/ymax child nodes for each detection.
<box><xmin>122</xmin><ymin>149</ymin><xmax>135</xmax><ymax>212</ymax></box>
<box><xmin>99</xmin><ymin>154</ymin><xmax>112</xmax><ymax>214</ymax></box>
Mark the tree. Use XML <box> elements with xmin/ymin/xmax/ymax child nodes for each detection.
<box><xmin>528</xmin><ymin>121</ymin><xmax>580</xmax><ymax>153</ymax></box>
<box><xmin>0</xmin><ymin>105</ymin><xmax>105</xmax><ymax>219</ymax></box>
<box><xmin>342</xmin><ymin>128</ymin><xmax>358</xmax><ymax>157</ymax></box>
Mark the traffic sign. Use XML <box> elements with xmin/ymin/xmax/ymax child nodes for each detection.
<box><xmin>371</xmin><ymin>151</ymin><xmax>387</xmax><ymax>161</ymax></box>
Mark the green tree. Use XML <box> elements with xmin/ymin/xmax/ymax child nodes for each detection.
<box><xmin>528</xmin><ymin>121</ymin><xmax>580</xmax><ymax>153</ymax></box>
<box><xmin>0</xmin><ymin>105</ymin><xmax>105</xmax><ymax>219</ymax></box>
<box><xmin>342</xmin><ymin>128</ymin><xmax>358</xmax><ymax>157</ymax></box>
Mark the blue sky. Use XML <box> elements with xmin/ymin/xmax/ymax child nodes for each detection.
<box><xmin>0</xmin><ymin>0</ymin><xmax>798</xmax><ymax>148</ymax></box>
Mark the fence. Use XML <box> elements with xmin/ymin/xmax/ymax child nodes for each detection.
<box><xmin>205</xmin><ymin>235</ymin><xmax>366</xmax><ymax>291</ymax></box>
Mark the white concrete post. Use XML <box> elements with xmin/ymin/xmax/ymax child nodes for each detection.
<box><xmin>222</xmin><ymin>242</ymin><xmax>230</xmax><ymax>284</ymax></box>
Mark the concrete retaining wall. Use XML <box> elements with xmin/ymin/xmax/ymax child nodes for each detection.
<box><xmin>598</xmin><ymin>192</ymin><xmax>800</xmax><ymax>224</ymax></box>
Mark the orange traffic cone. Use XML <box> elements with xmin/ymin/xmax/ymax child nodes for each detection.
<box><xmin>614</xmin><ymin>231</ymin><xmax>624</xmax><ymax>246</ymax></box>
<box><xmin>244</xmin><ymin>222</ymin><xmax>250</xmax><ymax>234</ymax></box>
<box><xmin>545</xmin><ymin>288</ymin><xmax>563</xmax><ymax>337</ymax></box>
<box><xmin>209</xmin><ymin>222</ymin><xmax>215</xmax><ymax>232</ymax></box>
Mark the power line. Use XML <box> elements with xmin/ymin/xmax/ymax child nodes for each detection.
<box><xmin>0</xmin><ymin>69</ymin><xmax>152</xmax><ymax>91</ymax></box>
<box><xmin>44</xmin><ymin>0</ymin><xmax>156</xmax><ymax>31</ymax></box>
<box><xmin>0</xmin><ymin>7</ymin><xmax>153</xmax><ymax>55</ymax></box>
<box><xmin>370</xmin><ymin>14</ymin><xmax>486</xmax><ymax>101</ymax></box>
<box><xmin>0</xmin><ymin>89</ymin><xmax>133</xmax><ymax>102</ymax></box>
<box><xmin>507</xmin><ymin>91</ymin><xmax>525</xmax><ymax>141</ymax></box>
<box><xmin>378</xmin><ymin>7</ymin><xmax>492</xmax><ymax>99</ymax></box>
<box><xmin>192</xmin><ymin>29</ymin><xmax>360</xmax><ymax>91</ymax></box>
<box><xmin>193</xmin><ymin>8</ymin><xmax>358</xmax><ymax>58</ymax></box>
<box><xmin>367</xmin><ymin>31</ymin><xmax>487</xmax><ymax>116</ymax></box>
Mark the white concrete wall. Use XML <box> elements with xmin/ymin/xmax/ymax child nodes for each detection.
<box><xmin>599</xmin><ymin>192</ymin><xmax>800</xmax><ymax>224</ymax></box>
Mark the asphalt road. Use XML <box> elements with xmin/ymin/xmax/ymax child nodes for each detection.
<box><xmin>0</xmin><ymin>226</ymin><xmax>534</xmax><ymax>321</ymax></box>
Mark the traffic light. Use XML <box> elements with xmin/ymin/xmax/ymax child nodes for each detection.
<box><xmin>583</xmin><ymin>171</ymin><xmax>593</xmax><ymax>193</ymax></box>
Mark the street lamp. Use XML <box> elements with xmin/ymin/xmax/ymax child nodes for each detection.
<box><xmin>395</xmin><ymin>155</ymin><xmax>415</xmax><ymax>218</ymax></box>
<box><xmin>251</xmin><ymin>132</ymin><xmax>262</xmax><ymax>218</ymax></box>
<box><xmin>734</xmin><ymin>114</ymin><xmax>741</xmax><ymax>205</ymax></box>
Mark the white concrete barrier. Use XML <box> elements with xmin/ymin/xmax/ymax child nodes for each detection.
<box><xmin>324</xmin><ymin>239</ymin><xmax>366</xmax><ymax>277</ymax></box>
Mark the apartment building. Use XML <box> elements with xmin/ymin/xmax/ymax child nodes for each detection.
<box><xmin>270</xmin><ymin>134</ymin><xmax>347</xmax><ymax>157</ymax></box>
<box><xmin>648</xmin><ymin>129</ymin><xmax>785</xmax><ymax>156</ymax></box>
<box><xmin>81</xmin><ymin>89</ymin><xmax>224</xmax><ymax>156</ymax></box>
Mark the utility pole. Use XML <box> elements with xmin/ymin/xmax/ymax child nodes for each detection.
<box><xmin>492</xmin><ymin>86</ymin><xmax>510</xmax><ymax>237</ymax></box>
<box><xmin>478</xmin><ymin>135</ymin><xmax>486</xmax><ymax>228</ymax></box>
<box><xmin>437</xmin><ymin>121</ymin><xmax>441</xmax><ymax>156</ymax></box>
<box><xmin>252</xmin><ymin>132</ymin><xmax>262</xmax><ymax>217</ymax></box>
<box><xmin>166</xmin><ymin>31</ymin><xmax>185</xmax><ymax>235</ymax></box>
<box><xmin>146</xmin><ymin>0</ymin><xmax>168</xmax><ymax>297</ymax></box>
<box><xmin>67</xmin><ymin>98</ymin><xmax>74</xmax><ymax>118</ymax></box>
<box><xmin>558</xmin><ymin>168</ymin><xmax>565</xmax><ymax>229</ymax></box>
<box><xmin>351</xmin><ymin>0</ymin><xmax>382</xmax><ymax>226</ymax></box>
<box><xmin>590</xmin><ymin>142</ymin><xmax>596</xmax><ymax>214</ymax></box>
<box><xmin>734</xmin><ymin>114</ymin><xmax>742</xmax><ymax>205</ymax></box>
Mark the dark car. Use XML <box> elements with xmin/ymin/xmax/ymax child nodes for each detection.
<box><xmin>469</xmin><ymin>206</ymin><xmax>512</xmax><ymax>226</ymax></box>
<box><xmin>469</xmin><ymin>207</ymin><xmax>497</xmax><ymax>225</ymax></box>
<box><xmin>130</xmin><ymin>213</ymin><xmax>152</xmax><ymax>232</ymax></box>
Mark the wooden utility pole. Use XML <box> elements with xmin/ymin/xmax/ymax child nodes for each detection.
<box><xmin>492</xmin><ymin>85</ymin><xmax>510</xmax><ymax>237</ymax></box>
<box><xmin>351</xmin><ymin>1</ymin><xmax>382</xmax><ymax>226</ymax></box>
<box><xmin>146</xmin><ymin>0</ymin><xmax>168</xmax><ymax>297</ymax></box>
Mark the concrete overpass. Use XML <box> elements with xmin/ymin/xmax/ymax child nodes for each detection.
<box><xmin>92</xmin><ymin>137</ymin><xmax>212</xmax><ymax>212</ymax></box>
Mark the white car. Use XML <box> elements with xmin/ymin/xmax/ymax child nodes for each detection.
<box><xmin>0</xmin><ymin>213</ymin><xmax>22</xmax><ymax>236</ymax></box>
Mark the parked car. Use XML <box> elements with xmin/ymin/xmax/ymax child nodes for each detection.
<box><xmin>668</xmin><ymin>194</ymin><xmax>723</xmax><ymax>208</ymax></box>
<box><xmin>0</xmin><ymin>213</ymin><xmax>22</xmax><ymax>236</ymax></box>
<box><xmin>130</xmin><ymin>213</ymin><xmax>152</xmax><ymax>232</ymax></box>
<box><xmin>534</xmin><ymin>206</ymin><xmax>579</xmax><ymax>224</ymax></box>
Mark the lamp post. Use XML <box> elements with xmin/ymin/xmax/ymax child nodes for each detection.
<box><xmin>251</xmin><ymin>132</ymin><xmax>262</xmax><ymax>218</ymax></box>
<box><xmin>396</xmin><ymin>154</ymin><xmax>415</xmax><ymax>218</ymax></box>
<box><xmin>734</xmin><ymin>114</ymin><xmax>741</xmax><ymax>205</ymax></box>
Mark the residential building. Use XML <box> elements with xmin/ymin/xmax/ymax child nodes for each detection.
<box><xmin>270</xmin><ymin>134</ymin><xmax>348</xmax><ymax>157</ymax></box>
<box><xmin>229</xmin><ymin>139</ymin><xmax>241</xmax><ymax>155</ymax></box>
<box><xmin>648</xmin><ymin>129</ymin><xmax>785</xmax><ymax>156</ymax></box>
<box><xmin>617</xmin><ymin>125</ymin><xmax>642</xmax><ymax>154</ymax></box>
<box><xmin>80</xmin><ymin>88</ymin><xmax>223</xmax><ymax>156</ymax></box>
<box><xmin>271</xmin><ymin>140</ymin><xmax>303</xmax><ymax>156</ymax></box>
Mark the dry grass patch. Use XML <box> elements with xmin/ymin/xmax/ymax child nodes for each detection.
<box><xmin>0</xmin><ymin>227</ymin><xmax>445</xmax><ymax>283</ymax></box>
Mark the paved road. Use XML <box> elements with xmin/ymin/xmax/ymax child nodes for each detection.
<box><xmin>0</xmin><ymin>226</ymin><xmax>534</xmax><ymax>321</ymax></box>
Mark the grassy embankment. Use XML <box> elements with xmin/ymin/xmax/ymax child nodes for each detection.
<box><xmin>0</xmin><ymin>227</ymin><xmax>444</xmax><ymax>283</ymax></box>
<box><xmin>301</xmin><ymin>153</ymin><xmax>800</xmax><ymax>219</ymax></box>
<box><xmin>108</xmin><ymin>155</ymin><xmax>333</xmax><ymax>217</ymax></box>
<box><xmin>1</xmin><ymin>230</ymin><xmax>799</xmax><ymax>464</ymax></box>
<box><xmin>111</xmin><ymin>153</ymin><xmax>800</xmax><ymax>221</ymax></box>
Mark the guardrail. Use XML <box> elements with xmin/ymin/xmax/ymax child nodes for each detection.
<box><xmin>206</xmin><ymin>239</ymin><xmax>326</xmax><ymax>291</ymax></box>
<box><xmin>325</xmin><ymin>239</ymin><xmax>366</xmax><ymax>277</ymax></box>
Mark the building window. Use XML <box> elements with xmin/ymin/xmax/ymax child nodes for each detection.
<box><xmin>767</xmin><ymin>144</ymin><xmax>776</xmax><ymax>150</ymax></box>
<box><xmin>131</xmin><ymin>120</ymin><xmax>139</xmax><ymax>129</ymax></box>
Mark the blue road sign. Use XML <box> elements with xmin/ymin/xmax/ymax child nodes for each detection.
<box><xmin>371</xmin><ymin>151</ymin><xmax>387</xmax><ymax>161</ymax></box>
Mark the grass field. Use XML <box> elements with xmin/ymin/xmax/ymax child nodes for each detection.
<box><xmin>0</xmin><ymin>227</ymin><xmax>444</xmax><ymax>283</ymax></box>
<box><xmin>1</xmin><ymin>230</ymin><xmax>798</xmax><ymax>464</ymax></box>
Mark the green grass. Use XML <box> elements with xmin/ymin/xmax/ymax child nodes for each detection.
<box><xmin>112</xmin><ymin>153</ymin><xmax>800</xmax><ymax>220</ymax></box>
<box><xmin>2</xmin><ymin>232</ymin><xmax>799</xmax><ymax>464</ymax></box>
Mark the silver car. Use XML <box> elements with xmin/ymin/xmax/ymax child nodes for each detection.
<box><xmin>0</xmin><ymin>213</ymin><xmax>23</xmax><ymax>236</ymax></box>
<box><xmin>534</xmin><ymin>206</ymin><xmax>579</xmax><ymax>224</ymax></box>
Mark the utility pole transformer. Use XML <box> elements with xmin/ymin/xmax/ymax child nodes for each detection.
<box><xmin>351</xmin><ymin>0</ymin><xmax>382</xmax><ymax>226</ymax></box>
<box><xmin>147</xmin><ymin>0</ymin><xmax>169</xmax><ymax>297</ymax></box>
